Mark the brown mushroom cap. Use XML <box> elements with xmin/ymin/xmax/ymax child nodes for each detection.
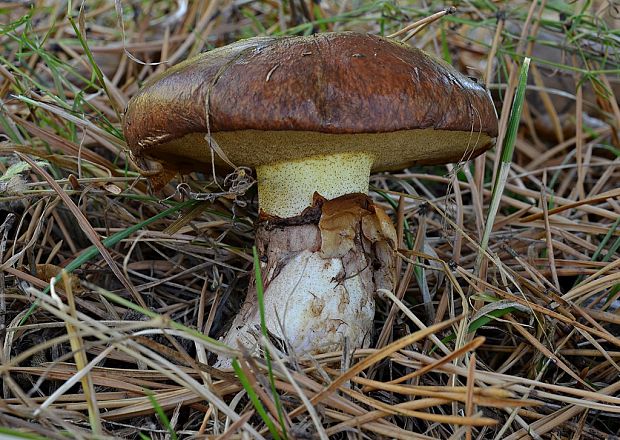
<box><xmin>124</xmin><ymin>32</ymin><xmax>498</xmax><ymax>173</ymax></box>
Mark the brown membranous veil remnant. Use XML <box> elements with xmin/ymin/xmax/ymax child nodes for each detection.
<box><xmin>123</xmin><ymin>32</ymin><xmax>498</xmax><ymax>367</ymax></box>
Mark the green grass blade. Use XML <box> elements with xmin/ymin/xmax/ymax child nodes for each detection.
<box><xmin>253</xmin><ymin>246</ymin><xmax>289</xmax><ymax>439</ymax></box>
<box><xmin>254</xmin><ymin>246</ymin><xmax>268</xmax><ymax>338</ymax></box>
<box><xmin>0</xmin><ymin>427</ymin><xmax>49</xmax><ymax>440</ymax></box>
<box><xmin>500</xmin><ymin>57</ymin><xmax>531</xmax><ymax>164</ymax></box>
<box><xmin>232</xmin><ymin>359</ymin><xmax>282</xmax><ymax>440</ymax></box>
<box><xmin>476</xmin><ymin>57</ymin><xmax>531</xmax><ymax>271</ymax></box>
<box><xmin>66</xmin><ymin>2</ymin><xmax>121</xmax><ymax>121</ymax></box>
<box><xmin>467</xmin><ymin>306</ymin><xmax>520</xmax><ymax>333</ymax></box>
<box><xmin>146</xmin><ymin>391</ymin><xmax>178</xmax><ymax>440</ymax></box>
<box><xmin>601</xmin><ymin>235</ymin><xmax>620</xmax><ymax>263</ymax></box>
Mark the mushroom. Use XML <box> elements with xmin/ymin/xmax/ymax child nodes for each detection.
<box><xmin>123</xmin><ymin>32</ymin><xmax>498</xmax><ymax>367</ymax></box>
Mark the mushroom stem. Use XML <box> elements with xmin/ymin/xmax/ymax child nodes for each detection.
<box><xmin>256</xmin><ymin>152</ymin><xmax>374</xmax><ymax>218</ymax></box>
<box><xmin>216</xmin><ymin>194</ymin><xmax>396</xmax><ymax>368</ymax></box>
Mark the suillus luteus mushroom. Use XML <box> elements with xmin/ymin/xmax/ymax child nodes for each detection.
<box><xmin>123</xmin><ymin>32</ymin><xmax>498</xmax><ymax>367</ymax></box>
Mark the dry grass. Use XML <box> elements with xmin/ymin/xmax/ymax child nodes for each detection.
<box><xmin>1</xmin><ymin>0</ymin><xmax>619</xmax><ymax>438</ymax></box>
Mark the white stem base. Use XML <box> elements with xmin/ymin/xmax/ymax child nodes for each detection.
<box><xmin>215</xmin><ymin>195</ymin><xmax>396</xmax><ymax>368</ymax></box>
<box><xmin>216</xmin><ymin>248</ymin><xmax>374</xmax><ymax>368</ymax></box>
